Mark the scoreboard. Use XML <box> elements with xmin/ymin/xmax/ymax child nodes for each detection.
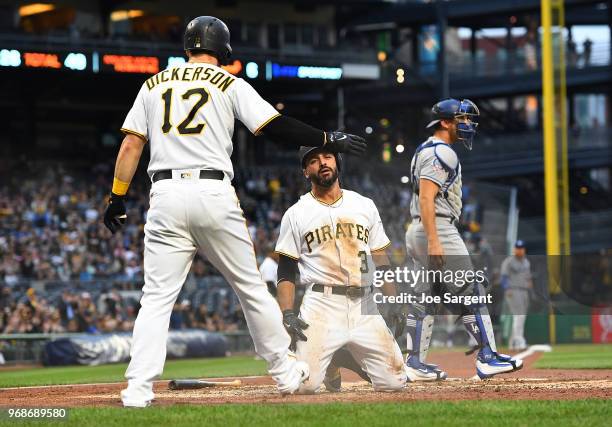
<box><xmin>0</xmin><ymin>47</ymin><xmax>379</xmax><ymax>81</ymax></box>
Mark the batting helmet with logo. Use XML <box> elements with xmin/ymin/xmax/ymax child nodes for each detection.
<box><xmin>184</xmin><ymin>16</ymin><xmax>232</xmax><ymax>64</ymax></box>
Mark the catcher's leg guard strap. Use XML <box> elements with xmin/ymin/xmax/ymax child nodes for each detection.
<box><xmin>462</xmin><ymin>284</ymin><xmax>498</xmax><ymax>354</ymax></box>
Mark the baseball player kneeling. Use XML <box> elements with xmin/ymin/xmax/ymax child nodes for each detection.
<box><xmin>274</xmin><ymin>146</ymin><xmax>407</xmax><ymax>393</ymax></box>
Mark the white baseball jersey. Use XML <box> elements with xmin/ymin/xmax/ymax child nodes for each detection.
<box><xmin>121</xmin><ymin>61</ymin><xmax>279</xmax><ymax>179</ymax></box>
<box><xmin>275</xmin><ymin>190</ymin><xmax>391</xmax><ymax>287</ymax></box>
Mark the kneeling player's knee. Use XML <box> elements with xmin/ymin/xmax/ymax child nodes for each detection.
<box><xmin>372</xmin><ymin>375</ymin><xmax>406</xmax><ymax>392</ymax></box>
<box><xmin>297</xmin><ymin>379</ymin><xmax>322</xmax><ymax>395</ymax></box>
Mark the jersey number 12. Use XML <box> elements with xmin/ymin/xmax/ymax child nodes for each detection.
<box><xmin>161</xmin><ymin>88</ymin><xmax>209</xmax><ymax>135</ymax></box>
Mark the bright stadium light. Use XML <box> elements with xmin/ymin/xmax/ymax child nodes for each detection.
<box><xmin>365</xmin><ymin>126</ymin><xmax>373</xmax><ymax>134</ymax></box>
<box><xmin>64</xmin><ymin>53</ymin><xmax>87</xmax><ymax>71</ymax></box>
<box><xmin>0</xmin><ymin>49</ymin><xmax>21</xmax><ymax>67</ymax></box>
<box><xmin>245</xmin><ymin>62</ymin><xmax>259</xmax><ymax>79</ymax></box>
<box><xmin>110</xmin><ymin>10</ymin><xmax>144</xmax><ymax>21</ymax></box>
<box><xmin>395</xmin><ymin>144</ymin><xmax>405</xmax><ymax>153</ymax></box>
<box><xmin>167</xmin><ymin>56</ymin><xmax>186</xmax><ymax>68</ymax></box>
<box><xmin>19</xmin><ymin>3</ymin><xmax>55</xmax><ymax>17</ymax></box>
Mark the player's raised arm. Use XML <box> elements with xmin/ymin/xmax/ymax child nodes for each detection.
<box><xmin>230</xmin><ymin>77</ymin><xmax>366</xmax><ymax>155</ymax></box>
<box><xmin>260</xmin><ymin>115</ymin><xmax>367</xmax><ymax>155</ymax></box>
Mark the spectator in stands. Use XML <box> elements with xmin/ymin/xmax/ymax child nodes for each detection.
<box><xmin>583</xmin><ymin>38</ymin><xmax>593</xmax><ymax>66</ymax></box>
<box><xmin>259</xmin><ymin>247</ymin><xmax>279</xmax><ymax>296</ymax></box>
<box><xmin>194</xmin><ymin>303</ymin><xmax>214</xmax><ymax>331</ymax></box>
<box><xmin>75</xmin><ymin>292</ymin><xmax>98</xmax><ymax>333</ymax></box>
<box><xmin>0</xmin><ymin>160</ymin><xmax>485</xmax><ymax>336</ymax></box>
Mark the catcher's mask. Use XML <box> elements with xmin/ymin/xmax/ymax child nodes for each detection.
<box><xmin>426</xmin><ymin>98</ymin><xmax>480</xmax><ymax>150</ymax></box>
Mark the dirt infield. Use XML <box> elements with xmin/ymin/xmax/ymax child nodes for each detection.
<box><xmin>1</xmin><ymin>352</ymin><xmax>611</xmax><ymax>407</ymax></box>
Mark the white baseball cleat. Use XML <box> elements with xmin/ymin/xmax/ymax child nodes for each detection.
<box><xmin>121</xmin><ymin>388</ymin><xmax>153</xmax><ymax>408</ymax></box>
<box><xmin>279</xmin><ymin>361</ymin><xmax>310</xmax><ymax>395</ymax></box>
<box><xmin>476</xmin><ymin>349</ymin><xmax>523</xmax><ymax>379</ymax></box>
<box><xmin>405</xmin><ymin>356</ymin><xmax>448</xmax><ymax>382</ymax></box>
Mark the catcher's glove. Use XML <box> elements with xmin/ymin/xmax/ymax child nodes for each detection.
<box><xmin>103</xmin><ymin>193</ymin><xmax>127</xmax><ymax>234</ymax></box>
<box><xmin>325</xmin><ymin>131</ymin><xmax>367</xmax><ymax>156</ymax></box>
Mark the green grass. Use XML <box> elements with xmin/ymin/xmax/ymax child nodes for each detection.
<box><xmin>534</xmin><ymin>344</ymin><xmax>612</xmax><ymax>369</ymax></box>
<box><xmin>1</xmin><ymin>400</ymin><xmax>610</xmax><ymax>427</ymax></box>
<box><xmin>0</xmin><ymin>356</ymin><xmax>266</xmax><ymax>388</ymax></box>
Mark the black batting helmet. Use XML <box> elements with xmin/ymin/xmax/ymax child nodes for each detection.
<box><xmin>299</xmin><ymin>146</ymin><xmax>343</xmax><ymax>172</ymax></box>
<box><xmin>184</xmin><ymin>16</ymin><xmax>232</xmax><ymax>64</ymax></box>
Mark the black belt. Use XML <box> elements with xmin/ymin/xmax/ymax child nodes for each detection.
<box><xmin>152</xmin><ymin>170</ymin><xmax>224</xmax><ymax>183</ymax></box>
<box><xmin>414</xmin><ymin>214</ymin><xmax>458</xmax><ymax>226</ymax></box>
<box><xmin>311</xmin><ymin>284</ymin><xmax>372</xmax><ymax>298</ymax></box>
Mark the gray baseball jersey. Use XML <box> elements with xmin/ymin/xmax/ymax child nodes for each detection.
<box><xmin>501</xmin><ymin>256</ymin><xmax>532</xmax><ymax>289</ymax></box>
<box><xmin>409</xmin><ymin>137</ymin><xmax>462</xmax><ymax>220</ymax></box>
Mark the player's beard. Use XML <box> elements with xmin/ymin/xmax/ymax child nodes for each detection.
<box><xmin>311</xmin><ymin>166</ymin><xmax>338</xmax><ymax>188</ymax></box>
<box><xmin>449</xmin><ymin>123</ymin><xmax>458</xmax><ymax>143</ymax></box>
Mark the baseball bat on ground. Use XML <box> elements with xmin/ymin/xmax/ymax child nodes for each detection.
<box><xmin>168</xmin><ymin>379</ymin><xmax>242</xmax><ymax>390</ymax></box>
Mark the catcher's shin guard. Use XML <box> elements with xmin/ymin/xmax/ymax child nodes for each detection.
<box><xmin>461</xmin><ymin>283</ymin><xmax>498</xmax><ymax>354</ymax></box>
<box><xmin>461</xmin><ymin>285</ymin><xmax>523</xmax><ymax>379</ymax></box>
<box><xmin>405</xmin><ymin>305</ymin><xmax>447</xmax><ymax>381</ymax></box>
<box><xmin>405</xmin><ymin>305</ymin><xmax>434</xmax><ymax>364</ymax></box>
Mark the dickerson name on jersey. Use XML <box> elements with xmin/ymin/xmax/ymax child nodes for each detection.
<box><xmin>304</xmin><ymin>222</ymin><xmax>369</xmax><ymax>252</ymax></box>
<box><xmin>145</xmin><ymin>66</ymin><xmax>235</xmax><ymax>92</ymax></box>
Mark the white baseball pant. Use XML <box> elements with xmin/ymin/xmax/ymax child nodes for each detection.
<box><xmin>122</xmin><ymin>175</ymin><xmax>303</xmax><ymax>404</ymax></box>
<box><xmin>295</xmin><ymin>285</ymin><xmax>406</xmax><ymax>393</ymax></box>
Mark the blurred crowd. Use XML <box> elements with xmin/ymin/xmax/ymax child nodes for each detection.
<box><xmin>0</xmin><ymin>161</ymin><xmax>486</xmax><ymax>335</ymax></box>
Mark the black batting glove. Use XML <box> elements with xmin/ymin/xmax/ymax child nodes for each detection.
<box><xmin>103</xmin><ymin>193</ymin><xmax>127</xmax><ymax>234</ymax></box>
<box><xmin>385</xmin><ymin>303</ymin><xmax>408</xmax><ymax>339</ymax></box>
<box><xmin>325</xmin><ymin>131</ymin><xmax>367</xmax><ymax>156</ymax></box>
<box><xmin>282</xmin><ymin>309</ymin><xmax>309</xmax><ymax>343</ymax></box>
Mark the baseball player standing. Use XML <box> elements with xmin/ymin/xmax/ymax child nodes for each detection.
<box><xmin>102</xmin><ymin>16</ymin><xmax>367</xmax><ymax>407</ymax></box>
<box><xmin>274</xmin><ymin>146</ymin><xmax>407</xmax><ymax>393</ymax></box>
<box><xmin>405</xmin><ymin>98</ymin><xmax>523</xmax><ymax>380</ymax></box>
<box><xmin>501</xmin><ymin>240</ymin><xmax>533</xmax><ymax>351</ymax></box>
